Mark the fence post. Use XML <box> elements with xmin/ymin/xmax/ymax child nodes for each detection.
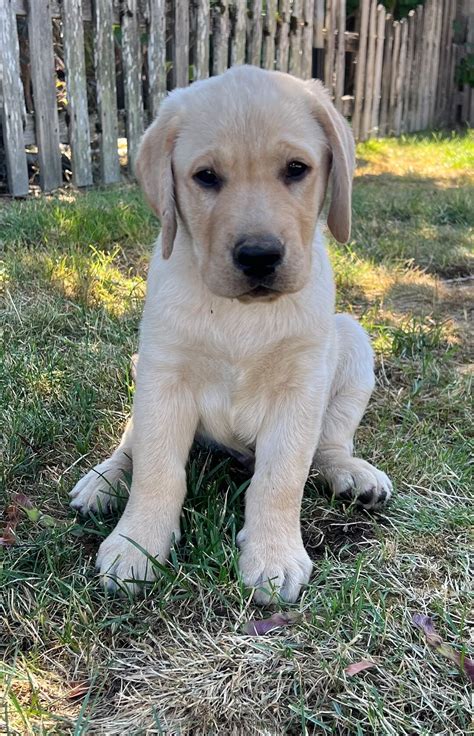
<box><xmin>212</xmin><ymin>1</ymin><xmax>229</xmax><ymax>75</ymax></box>
<box><xmin>0</xmin><ymin>0</ymin><xmax>29</xmax><ymax>196</ymax></box>
<box><xmin>371</xmin><ymin>4</ymin><xmax>386</xmax><ymax>138</ymax></box>
<box><xmin>379</xmin><ymin>13</ymin><xmax>393</xmax><ymax>136</ymax></box>
<box><xmin>263</xmin><ymin>0</ymin><xmax>278</xmax><ymax>70</ymax></box>
<box><xmin>231</xmin><ymin>0</ymin><xmax>247</xmax><ymax>66</ymax></box>
<box><xmin>92</xmin><ymin>0</ymin><xmax>120</xmax><ymax>184</ymax></box>
<box><xmin>404</xmin><ymin>9</ymin><xmax>416</xmax><ymax>133</ymax></box>
<box><xmin>27</xmin><ymin>0</ymin><xmax>62</xmax><ymax>191</ymax></box>
<box><xmin>301</xmin><ymin>0</ymin><xmax>315</xmax><ymax>79</ymax></box>
<box><xmin>173</xmin><ymin>0</ymin><xmax>190</xmax><ymax>88</ymax></box>
<box><xmin>276</xmin><ymin>0</ymin><xmax>291</xmax><ymax>72</ymax></box>
<box><xmin>334</xmin><ymin>0</ymin><xmax>346</xmax><ymax>108</ymax></box>
<box><xmin>324</xmin><ymin>0</ymin><xmax>337</xmax><ymax>94</ymax></box>
<box><xmin>62</xmin><ymin>0</ymin><xmax>93</xmax><ymax>187</ymax></box>
<box><xmin>194</xmin><ymin>0</ymin><xmax>209</xmax><ymax>80</ymax></box>
<box><xmin>148</xmin><ymin>0</ymin><xmax>167</xmax><ymax>118</ymax></box>
<box><xmin>361</xmin><ymin>0</ymin><xmax>377</xmax><ymax>139</ymax></box>
<box><xmin>352</xmin><ymin>0</ymin><xmax>370</xmax><ymax>139</ymax></box>
<box><xmin>289</xmin><ymin>0</ymin><xmax>303</xmax><ymax>77</ymax></box>
<box><xmin>248</xmin><ymin>0</ymin><xmax>263</xmax><ymax>66</ymax></box>
<box><xmin>122</xmin><ymin>0</ymin><xmax>144</xmax><ymax>174</ymax></box>
<box><xmin>394</xmin><ymin>18</ymin><xmax>408</xmax><ymax>135</ymax></box>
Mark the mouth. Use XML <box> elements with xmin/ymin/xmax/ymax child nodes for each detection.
<box><xmin>237</xmin><ymin>285</ymin><xmax>282</xmax><ymax>303</ymax></box>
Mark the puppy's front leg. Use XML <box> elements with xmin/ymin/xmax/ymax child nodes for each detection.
<box><xmin>238</xmin><ymin>389</ymin><xmax>323</xmax><ymax>604</ymax></box>
<box><xmin>97</xmin><ymin>363</ymin><xmax>198</xmax><ymax>593</ymax></box>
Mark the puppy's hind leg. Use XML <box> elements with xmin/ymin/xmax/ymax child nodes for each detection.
<box><xmin>314</xmin><ymin>314</ymin><xmax>392</xmax><ymax>509</ymax></box>
<box><xmin>70</xmin><ymin>418</ymin><xmax>133</xmax><ymax>514</ymax></box>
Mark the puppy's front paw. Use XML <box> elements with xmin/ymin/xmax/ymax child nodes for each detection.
<box><xmin>70</xmin><ymin>458</ymin><xmax>130</xmax><ymax>514</ymax></box>
<box><xmin>237</xmin><ymin>528</ymin><xmax>312</xmax><ymax>604</ymax></box>
<box><xmin>96</xmin><ymin>516</ymin><xmax>180</xmax><ymax>594</ymax></box>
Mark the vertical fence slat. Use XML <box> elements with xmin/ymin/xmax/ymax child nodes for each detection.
<box><xmin>428</xmin><ymin>0</ymin><xmax>443</xmax><ymax>125</ymax></box>
<box><xmin>173</xmin><ymin>0</ymin><xmax>190</xmax><ymax>88</ymax></box>
<box><xmin>231</xmin><ymin>0</ymin><xmax>247</xmax><ymax>66</ymax></box>
<box><xmin>361</xmin><ymin>0</ymin><xmax>377</xmax><ymax>139</ymax></box>
<box><xmin>148</xmin><ymin>0</ymin><xmax>167</xmax><ymax>117</ymax></box>
<box><xmin>324</xmin><ymin>0</ymin><xmax>336</xmax><ymax>93</ymax></box>
<box><xmin>334</xmin><ymin>0</ymin><xmax>346</xmax><ymax>107</ymax></box>
<box><xmin>194</xmin><ymin>0</ymin><xmax>209</xmax><ymax>80</ymax></box>
<box><xmin>313</xmin><ymin>0</ymin><xmax>325</xmax><ymax>47</ymax></box>
<box><xmin>436</xmin><ymin>0</ymin><xmax>452</xmax><ymax>126</ymax></box>
<box><xmin>301</xmin><ymin>0</ymin><xmax>314</xmax><ymax>79</ymax></box>
<box><xmin>289</xmin><ymin>0</ymin><xmax>303</xmax><ymax>77</ymax></box>
<box><xmin>388</xmin><ymin>20</ymin><xmax>401</xmax><ymax>135</ymax></box>
<box><xmin>403</xmin><ymin>9</ymin><xmax>416</xmax><ymax>132</ymax></box>
<box><xmin>0</xmin><ymin>0</ymin><xmax>29</xmax><ymax>196</ymax></box>
<box><xmin>263</xmin><ymin>0</ymin><xmax>277</xmax><ymax>70</ymax></box>
<box><xmin>394</xmin><ymin>18</ymin><xmax>408</xmax><ymax>135</ymax></box>
<box><xmin>352</xmin><ymin>0</ymin><xmax>370</xmax><ymax>139</ymax></box>
<box><xmin>371</xmin><ymin>3</ymin><xmax>386</xmax><ymax>138</ymax></box>
<box><xmin>212</xmin><ymin>1</ymin><xmax>229</xmax><ymax>75</ymax></box>
<box><xmin>420</xmin><ymin>0</ymin><xmax>434</xmax><ymax>129</ymax></box>
<box><xmin>122</xmin><ymin>0</ymin><xmax>143</xmax><ymax>174</ymax></box>
<box><xmin>61</xmin><ymin>0</ymin><xmax>92</xmax><ymax>187</ymax></box>
<box><xmin>248</xmin><ymin>0</ymin><xmax>263</xmax><ymax>66</ymax></box>
<box><xmin>27</xmin><ymin>0</ymin><xmax>62</xmax><ymax>191</ymax></box>
<box><xmin>379</xmin><ymin>13</ymin><xmax>393</xmax><ymax>136</ymax></box>
<box><xmin>413</xmin><ymin>4</ymin><xmax>424</xmax><ymax>130</ymax></box>
<box><xmin>276</xmin><ymin>0</ymin><xmax>290</xmax><ymax>72</ymax></box>
<box><xmin>93</xmin><ymin>0</ymin><xmax>120</xmax><ymax>184</ymax></box>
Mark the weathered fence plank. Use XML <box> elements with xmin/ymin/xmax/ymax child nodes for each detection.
<box><xmin>173</xmin><ymin>0</ymin><xmax>190</xmax><ymax>88</ymax></box>
<box><xmin>428</xmin><ymin>0</ymin><xmax>443</xmax><ymax>124</ymax></box>
<box><xmin>148</xmin><ymin>0</ymin><xmax>167</xmax><ymax>117</ymax></box>
<box><xmin>231</xmin><ymin>0</ymin><xmax>247</xmax><ymax>66</ymax></box>
<box><xmin>324</xmin><ymin>0</ymin><xmax>336</xmax><ymax>94</ymax></box>
<box><xmin>27</xmin><ymin>0</ymin><xmax>62</xmax><ymax>191</ymax></box>
<box><xmin>93</xmin><ymin>0</ymin><xmax>120</xmax><ymax>184</ymax></box>
<box><xmin>413</xmin><ymin>4</ymin><xmax>424</xmax><ymax>130</ymax></box>
<box><xmin>403</xmin><ymin>9</ymin><xmax>416</xmax><ymax>132</ymax></box>
<box><xmin>276</xmin><ymin>0</ymin><xmax>291</xmax><ymax>72</ymax></box>
<box><xmin>301</xmin><ymin>0</ymin><xmax>315</xmax><ymax>79</ymax></box>
<box><xmin>387</xmin><ymin>20</ymin><xmax>401</xmax><ymax>135</ymax></box>
<box><xmin>263</xmin><ymin>0</ymin><xmax>277</xmax><ymax>70</ymax></box>
<box><xmin>289</xmin><ymin>0</ymin><xmax>303</xmax><ymax>77</ymax></box>
<box><xmin>313</xmin><ymin>0</ymin><xmax>325</xmax><ymax>48</ymax></box>
<box><xmin>352</xmin><ymin>0</ymin><xmax>370</xmax><ymax>139</ymax></box>
<box><xmin>248</xmin><ymin>0</ymin><xmax>263</xmax><ymax>66</ymax></box>
<box><xmin>0</xmin><ymin>0</ymin><xmax>29</xmax><ymax>196</ymax></box>
<box><xmin>61</xmin><ymin>0</ymin><xmax>93</xmax><ymax>187</ymax></box>
<box><xmin>213</xmin><ymin>1</ymin><xmax>229</xmax><ymax>75</ymax></box>
<box><xmin>194</xmin><ymin>0</ymin><xmax>210</xmax><ymax>80</ymax></box>
<box><xmin>334</xmin><ymin>0</ymin><xmax>346</xmax><ymax>108</ymax></box>
<box><xmin>379</xmin><ymin>13</ymin><xmax>393</xmax><ymax>136</ymax></box>
<box><xmin>394</xmin><ymin>18</ymin><xmax>408</xmax><ymax>135</ymax></box>
<box><xmin>361</xmin><ymin>0</ymin><xmax>377</xmax><ymax>139</ymax></box>
<box><xmin>122</xmin><ymin>0</ymin><xmax>143</xmax><ymax>174</ymax></box>
<box><xmin>371</xmin><ymin>3</ymin><xmax>386</xmax><ymax>137</ymax></box>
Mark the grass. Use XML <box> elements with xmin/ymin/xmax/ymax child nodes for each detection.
<box><xmin>1</xmin><ymin>131</ymin><xmax>473</xmax><ymax>734</ymax></box>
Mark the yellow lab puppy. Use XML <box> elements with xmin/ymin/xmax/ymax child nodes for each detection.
<box><xmin>70</xmin><ymin>66</ymin><xmax>392</xmax><ymax>603</ymax></box>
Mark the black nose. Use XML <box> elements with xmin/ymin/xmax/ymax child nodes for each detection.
<box><xmin>233</xmin><ymin>235</ymin><xmax>284</xmax><ymax>279</ymax></box>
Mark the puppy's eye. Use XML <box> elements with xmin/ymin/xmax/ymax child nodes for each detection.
<box><xmin>284</xmin><ymin>160</ymin><xmax>309</xmax><ymax>181</ymax></box>
<box><xmin>193</xmin><ymin>169</ymin><xmax>221</xmax><ymax>188</ymax></box>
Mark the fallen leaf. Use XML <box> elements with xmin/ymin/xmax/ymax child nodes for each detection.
<box><xmin>12</xmin><ymin>493</ymin><xmax>34</xmax><ymax>510</ymax></box>
<box><xmin>412</xmin><ymin>613</ymin><xmax>474</xmax><ymax>683</ymax></box>
<box><xmin>242</xmin><ymin>611</ymin><xmax>303</xmax><ymax>635</ymax></box>
<box><xmin>344</xmin><ymin>660</ymin><xmax>376</xmax><ymax>676</ymax></box>
<box><xmin>0</xmin><ymin>528</ymin><xmax>17</xmax><ymax>546</ymax></box>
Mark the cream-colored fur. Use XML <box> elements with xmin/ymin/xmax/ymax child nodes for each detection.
<box><xmin>70</xmin><ymin>66</ymin><xmax>392</xmax><ymax>603</ymax></box>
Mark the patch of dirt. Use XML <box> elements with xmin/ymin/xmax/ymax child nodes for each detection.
<box><xmin>302</xmin><ymin>513</ymin><xmax>376</xmax><ymax>559</ymax></box>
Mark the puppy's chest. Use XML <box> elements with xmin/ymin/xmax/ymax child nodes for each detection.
<box><xmin>191</xmin><ymin>343</ymin><xmax>308</xmax><ymax>448</ymax></box>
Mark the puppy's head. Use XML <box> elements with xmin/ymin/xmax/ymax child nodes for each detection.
<box><xmin>136</xmin><ymin>66</ymin><xmax>355</xmax><ymax>302</ymax></box>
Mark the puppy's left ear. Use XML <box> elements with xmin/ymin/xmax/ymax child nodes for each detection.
<box><xmin>305</xmin><ymin>80</ymin><xmax>356</xmax><ymax>244</ymax></box>
<box><xmin>135</xmin><ymin>97</ymin><xmax>181</xmax><ymax>259</ymax></box>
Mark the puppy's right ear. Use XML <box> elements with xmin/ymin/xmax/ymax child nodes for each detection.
<box><xmin>136</xmin><ymin>101</ymin><xmax>181</xmax><ymax>259</ymax></box>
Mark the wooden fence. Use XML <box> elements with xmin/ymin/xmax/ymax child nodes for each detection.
<box><xmin>0</xmin><ymin>0</ymin><xmax>472</xmax><ymax>196</ymax></box>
